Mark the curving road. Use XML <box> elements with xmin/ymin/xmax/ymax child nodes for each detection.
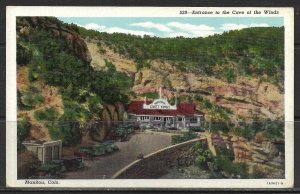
<box><xmin>63</xmin><ymin>130</ymin><xmax>172</xmax><ymax>179</ymax></box>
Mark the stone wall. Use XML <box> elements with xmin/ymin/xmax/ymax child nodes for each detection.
<box><xmin>112</xmin><ymin>138</ymin><xmax>206</xmax><ymax>179</ymax></box>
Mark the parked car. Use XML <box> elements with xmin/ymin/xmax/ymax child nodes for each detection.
<box><xmin>140</xmin><ymin>123</ymin><xmax>153</xmax><ymax>130</ymax></box>
<box><xmin>74</xmin><ymin>146</ymin><xmax>94</xmax><ymax>158</ymax></box>
<box><xmin>74</xmin><ymin>143</ymin><xmax>119</xmax><ymax>158</ymax></box>
<box><xmin>166</xmin><ymin>126</ymin><xmax>178</xmax><ymax>131</ymax></box>
<box><xmin>103</xmin><ymin>142</ymin><xmax>117</xmax><ymax>153</ymax></box>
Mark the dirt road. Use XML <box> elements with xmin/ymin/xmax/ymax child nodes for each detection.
<box><xmin>63</xmin><ymin>130</ymin><xmax>172</xmax><ymax>179</ymax></box>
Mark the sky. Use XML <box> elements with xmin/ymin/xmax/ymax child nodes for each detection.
<box><xmin>58</xmin><ymin>17</ymin><xmax>283</xmax><ymax>38</ymax></box>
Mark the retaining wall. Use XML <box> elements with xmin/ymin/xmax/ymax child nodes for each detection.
<box><xmin>112</xmin><ymin>138</ymin><xmax>206</xmax><ymax>179</ymax></box>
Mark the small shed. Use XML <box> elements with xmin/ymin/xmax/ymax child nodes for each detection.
<box><xmin>22</xmin><ymin>140</ymin><xmax>62</xmax><ymax>164</ymax></box>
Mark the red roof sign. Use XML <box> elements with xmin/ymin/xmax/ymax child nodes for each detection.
<box><xmin>128</xmin><ymin>101</ymin><xmax>204</xmax><ymax>116</ymax></box>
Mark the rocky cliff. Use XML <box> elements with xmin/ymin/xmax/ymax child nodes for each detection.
<box><xmin>86</xmin><ymin>39</ymin><xmax>284</xmax><ymax>122</ymax></box>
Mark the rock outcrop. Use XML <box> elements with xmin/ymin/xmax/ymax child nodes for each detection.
<box><xmin>83</xmin><ymin>35</ymin><xmax>283</xmax><ymax>122</ymax></box>
<box><xmin>17</xmin><ymin>17</ymin><xmax>91</xmax><ymax>64</ymax></box>
<box><xmin>131</xmin><ymin>62</ymin><xmax>283</xmax><ymax>121</ymax></box>
<box><xmin>89</xmin><ymin>103</ymin><xmax>126</xmax><ymax>142</ymax></box>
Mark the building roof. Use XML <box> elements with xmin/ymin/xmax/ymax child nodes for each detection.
<box><xmin>22</xmin><ymin>140</ymin><xmax>62</xmax><ymax>146</ymax></box>
<box><xmin>128</xmin><ymin>101</ymin><xmax>204</xmax><ymax>116</ymax></box>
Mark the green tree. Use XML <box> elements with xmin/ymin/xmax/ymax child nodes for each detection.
<box><xmin>226</xmin><ymin>68</ymin><xmax>236</xmax><ymax>83</ymax></box>
<box><xmin>34</xmin><ymin>107</ymin><xmax>59</xmax><ymax>121</ymax></box>
<box><xmin>17</xmin><ymin>42</ymin><xmax>32</xmax><ymax>65</ymax></box>
<box><xmin>17</xmin><ymin>116</ymin><xmax>31</xmax><ymax>142</ymax></box>
<box><xmin>194</xmin><ymin>141</ymin><xmax>212</xmax><ymax>167</ymax></box>
<box><xmin>21</xmin><ymin>91</ymin><xmax>44</xmax><ymax>108</ymax></box>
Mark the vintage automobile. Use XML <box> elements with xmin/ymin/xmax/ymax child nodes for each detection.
<box><xmin>74</xmin><ymin>143</ymin><xmax>119</xmax><ymax>158</ymax></box>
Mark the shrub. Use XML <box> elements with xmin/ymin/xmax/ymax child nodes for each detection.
<box><xmin>87</xmin><ymin>95</ymin><xmax>103</xmax><ymax>115</ymax></box>
<box><xmin>17</xmin><ymin>116</ymin><xmax>31</xmax><ymax>142</ymax></box>
<box><xmin>139</xmin><ymin>92</ymin><xmax>159</xmax><ymax>99</ymax></box>
<box><xmin>202</xmin><ymin>99</ymin><xmax>212</xmax><ymax>109</ymax></box>
<box><xmin>263</xmin><ymin>121</ymin><xmax>284</xmax><ymax>140</ymax></box>
<box><xmin>135</xmin><ymin>63</ymin><xmax>143</xmax><ymax>71</ymax></box>
<box><xmin>183</xmin><ymin>130</ymin><xmax>198</xmax><ymax>140</ymax></box>
<box><xmin>189</xmin><ymin>126</ymin><xmax>204</xmax><ymax>132</ymax></box>
<box><xmin>226</xmin><ymin>69</ymin><xmax>236</xmax><ymax>83</ymax></box>
<box><xmin>194</xmin><ymin>141</ymin><xmax>212</xmax><ymax>167</ymax></box>
<box><xmin>217</xmin><ymin>147</ymin><xmax>235</xmax><ymax>161</ymax></box>
<box><xmin>241</xmin><ymin>125</ymin><xmax>256</xmax><ymax>140</ymax></box>
<box><xmin>210</xmin><ymin>121</ymin><xmax>230</xmax><ymax>133</ymax></box>
<box><xmin>99</xmin><ymin>47</ymin><xmax>106</xmax><ymax>54</ymax></box>
<box><xmin>17</xmin><ymin>42</ymin><xmax>33</xmax><ymax>65</ymax></box>
<box><xmin>213</xmin><ymin>151</ymin><xmax>247</xmax><ymax>178</ymax></box>
<box><xmin>37</xmin><ymin>162</ymin><xmax>63</xmax><ymax>175</ymax></box>
<box><xmin>171</xmin><ymin>135</ymin><xmax>182</xmax><ymax>145</ymax></box>
<box><xmin>47</xmin><ymin>107</ymin><xmax>82</xmax><ymax>146</ymax></box>
<box><xmin>47</xmin><ymin>122</ymin><xmax>63</xmax><ymax>141</ymax></box>
<box><xmin>21</xmin><ymin>91</ymin><xmax>44</xmax><ymax>108</ymax></box>
<box><xmin>194</xmin><ymin>140</ymin><xmax>247</xmax><ymax>178</ymax></box>
<box><xmin>60</xmin><ymin>117</ymin><xmax>81</xmax><ymax>146</ymax></box>
<box><xmin>230</xmin><ymin>162</ymin><xmax>247</xmax><ymax>178</ymax></box>
<box><xmin>49</xmin><ymin>121</ymin><xmax>81</xmax><ymax>146</ymax></box>
<box><xmin>92</xmin><ymin>144</ymin><xmax>106</xmax><ymax>156</ymax></box>
<box><xmin>171</xmin><ymin>131</ymin><xmax>197</xmax><ymax>145</ymax></box>
<box><xmin>112</xmin><ymin>126</ymin><xmax>133</xmax><ymax>138</ymax></box>
<box><xmin>104</xmin><ymin>59</ymin><xmax>116</xmax><ymax>72</ymax></box>
<box><xmin>230</xmin><ymin>127</ymin><xmax>242</xmax><ymax>136</ymax></box>
<box><xmin>34</xmin><ymin>107</ymin><xmax>59</xmax><ymax>121</ymax></box>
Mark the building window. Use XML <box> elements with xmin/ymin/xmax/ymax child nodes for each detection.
<box><xmin>200</xmin><ymin>115</ymin><xmax>204</xmax><ymax>121</ymax></box>
<box><xmin>140</xmin><ymin>116</ymin><xmax>150</xmax><ymax>120</ymax></box>
<box><xmin>154</xmin><ymin>117</ymin><xmax>161</xmax><ymax>121</ymax></box>
<box><xmin>45</xmin><ymin>146</ymin><xmax>52</xmax><ymax>163</ymax></box>
<box><xmin>190</xmin><ymin>117</ymin><xmax>198</xmax><ymax>123</ymax></box>
<box><xmin>53</xmin><ymin>145</ymin><xmax>60</xmax><ymax>160</ymax></box>
<box><xmin>177</xmin><ymin>117</ymin><xmax>183</xmax><ymax>121</ymax></box>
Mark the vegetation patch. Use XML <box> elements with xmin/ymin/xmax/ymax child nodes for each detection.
<box><xmin>17</xmin><ymin>17</ymin><xmax>135</xmax><ymax>145</ymax></box>
<box><xmin>194</xmin><ymin>141</ymin><xmax>247</xmax><ymax>178</ymax></box>
<box><xmin>139</xmin><ymin>92</ymin><xmax>159</xmax><ymax>99</ymax></box>
<box><xmin>195</xmin><ymin>95</ymin><xmax>233</xmax><ymax>121</ymax></box>
<box><xmin>34</xmin><ymin>107</ymin><xmax>59</xmax><ymax>121</ymax></box>
<box><xmin>230</xmin><ymin>120</ymin><xmax>284</xmax><ymax>140</ymax></box>
<box><xmin>17</xmin><ymin>116</ymin><xmax>31</xmax><ymax>144</ymax></box>
<box><xmin>19</xmin><ymin>90</ymin><xmax>44</xmax><ymax>109</ymax></box>
<box><xmin>171</xmin><ymin>130</ymin><xmax>197</xmax><ymax>145</ymax></box>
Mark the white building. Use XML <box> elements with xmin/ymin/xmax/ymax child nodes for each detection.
<box><xmin>22</xmin><ymin>140</ymin><xmax>62</xmax><ymax>164</ymax></box>
<box><xmin>128</xmin><ymin>88</ymin><xmax>204</xmax><ymax>130</ymax></box>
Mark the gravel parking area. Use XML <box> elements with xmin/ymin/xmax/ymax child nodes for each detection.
<box><xmin>63</xmin><ymin>130</ymin><xmax>172</xmax><ymax>179</ymax></box>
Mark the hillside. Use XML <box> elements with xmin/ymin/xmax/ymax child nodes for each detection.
<box><xmin>79</xmin><ymin>26</ymin><xmax>284</xmax><ymax>87</ymax></box>
<box><xmin>16</xmin><ymin>17</ymin><xmax>284</xmax><ymax>146</ymax></box>
<box><xmin>17</xmin><ymin>17</ymin><xmax>133</xmax><ymax>145</ymax></box>
<box><xmin>80</xmin><ymin>26</ymin><xmax>284</xmax><ymax>122</ymax></box>
<box><xmin>86</xmin><ymin>37</ymin><xmax>283</xmax><ymax>122</ymax></box>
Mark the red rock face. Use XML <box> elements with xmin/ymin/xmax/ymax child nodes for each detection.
<box><xmin>214</xmin><ymin>86</ymin><xmax>255</xmax><ymax>97</ymax></box>
<box><xmin>232</xmin><ymin>140</ymin><xmax>252</xmax><ymax>162</ymax></box>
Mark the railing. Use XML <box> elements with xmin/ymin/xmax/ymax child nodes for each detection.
<box><xmin>112</xmin><ymin>138</ymin><xmax>206</xmax><ymax>179</ymax></box>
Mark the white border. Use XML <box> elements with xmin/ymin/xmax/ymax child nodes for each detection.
<box><xmin>6</xmin><ymin>6</ymin><xmax>294</xmax><ymax>188</ymax></box>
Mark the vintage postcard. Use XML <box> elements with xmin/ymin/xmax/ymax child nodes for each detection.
<box><xmin>6</xmin><ymin>7</ymin><xmax>294</xmax><ymax>188</ymax></box>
